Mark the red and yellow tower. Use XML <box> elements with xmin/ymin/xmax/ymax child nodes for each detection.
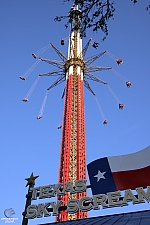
<box><xmin>57</xmin><ymin>4</ymin><xmax>88</xmax><ymax>221</ymax></box>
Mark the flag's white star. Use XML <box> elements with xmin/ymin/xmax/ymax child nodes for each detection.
<box><xmin>94</xmin><ymin>170</ymin><xmax>106</xmax><ymax>182</ymax></box>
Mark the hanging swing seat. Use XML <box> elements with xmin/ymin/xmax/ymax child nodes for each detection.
<box><xmin>19</xmin><ymin>76</ymin><xmax>25</xmax><ymax>81</ymax></box>
<box><xmin>61</xmin><ymin>39</ymin><xmax>65</xmax><ymax>45</ymax></box>
<box><xmin>119</xmin><ymin>103</ymin><xmax>125</xmax><ymax>109</ymax></box>
<box><xmin>22</xmin><ymin>98</ymin><xmax>28</xmax><ymax>102</ymax></box>
<box><xmin>92</xmin><ymin>42</ymin><xmax>99</xmax><ymax>49</ymax></box>
<box><xmin>37</xmin><ymin>116</ymin><xmax>42</xmax><ymax>120</ymax></box>
<box><xmin>103</xmin><ymin>119</ymin><xmax>108</xmax><ymax>125</ymax></box>
<box><xmin>116</xmin><ymin>59</ymin><xmax>123</xmax><ymax>65</ymax></box>
<box><xmin>32</xmin><ymin>53</ymin><xmax>37</xmax><ymax>59</ymax></box>
<box><xmin>126</xmin><ymin>81</ymin><xmax>132</xmax><ymax>87</ymax></box>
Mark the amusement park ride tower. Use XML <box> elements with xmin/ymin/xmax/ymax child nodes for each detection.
<box><xmin>22</xmin><ymin>1</ymin><xmax>113</xmax><ymax>223</ymax></box>
<box><xmin>38</xmin><ymin>3</ymin><xmax>111</xmax><ymax>222</ymax></box>
<box><xmin>55</xmin><ymin>3</ymin><xmax>110</xmax><ymax>222</ymax></box>
<box><xmin>57</xmin><ymin>4</ymin><xmax>87</xmax><ymax>222</ymax></box>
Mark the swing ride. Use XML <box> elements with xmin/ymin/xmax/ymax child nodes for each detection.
<box><xmin>20</xmin><ymin>39</ymin><xmax>132</xmax><ymax>125</ymax></box>
<box><xmin>20</xmin><ymin>3</ymin><xmax>133</xmax><ymax>222</ymax></box>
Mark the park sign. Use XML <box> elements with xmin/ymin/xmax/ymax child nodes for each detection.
<box><xmin>25</xmin><ymin>180</ymin><xmax>150</xmax><ymax>219</ymax></box>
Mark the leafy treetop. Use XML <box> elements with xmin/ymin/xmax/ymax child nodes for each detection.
<box><xmin>55</xmin><ymin>0</ymin><xmax>149</xmax><ymax>41</ymax></box>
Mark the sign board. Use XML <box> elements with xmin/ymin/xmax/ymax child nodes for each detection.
<box><xmin>26</xmin><ymin>180</ymin><xmax>150</xmax><ymax>219</ymax></box>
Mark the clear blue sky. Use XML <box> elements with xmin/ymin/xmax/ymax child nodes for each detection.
<box><xmin>0</xmin><ymin>0</ymin><xmax>150</xmax><ymax>224</ymax></box>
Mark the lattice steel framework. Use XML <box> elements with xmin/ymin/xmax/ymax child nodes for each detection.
<box><xmin>56</xmin><ymin>5</ymin><xmax>88</xmax><ymax>221</ymax></box>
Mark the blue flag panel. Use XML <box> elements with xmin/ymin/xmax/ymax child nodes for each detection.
<box><xmin>87</xmin><ymin>157</ymin><xmax>117</xmax><ymax>195</ymax></box>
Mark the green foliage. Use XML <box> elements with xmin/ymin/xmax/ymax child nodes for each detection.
<box><xmin>55</xmin><ymin>0</ymin><xmax>139</xmax><ymax>40</ymax></box>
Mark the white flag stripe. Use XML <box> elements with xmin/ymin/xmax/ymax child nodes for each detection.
<box><xmin>108</xmin><ymin>146</ymin><xmax>150</xmax><ymax>172</ymax></box>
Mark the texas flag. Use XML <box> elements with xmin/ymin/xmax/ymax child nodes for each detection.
<box><xmin>87</xmin><ymin>146</ymin><xmax>150</xmax><ymax>195</ymax></box>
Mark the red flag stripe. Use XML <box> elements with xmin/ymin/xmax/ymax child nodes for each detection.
<box><xmin>112</xmin><ymin>165</ymin><xmax>150</xmax><ymax>190</ymax></box>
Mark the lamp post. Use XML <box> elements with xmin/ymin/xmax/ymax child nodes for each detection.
<box><xmin>22</xmin><ymin>173</ymin><xmax>39</xmax><ymax>225</ymax></box>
